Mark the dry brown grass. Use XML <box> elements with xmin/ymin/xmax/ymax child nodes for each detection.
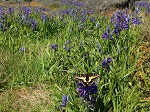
<box><xmin>0</xmin><ymin>85</ymin><xmax>53</xmax><ymax>111</ymax></box>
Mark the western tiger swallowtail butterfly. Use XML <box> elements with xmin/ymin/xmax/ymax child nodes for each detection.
<box><xmin>75</xmin><ymin>74</ymin><xmax>99</xmax><ymax>86</ymax></box>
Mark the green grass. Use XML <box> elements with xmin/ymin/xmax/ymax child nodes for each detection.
<box><xmin>0</xmin><ymin>3</ymin><xmax>150</xmax><ymax>112</ymax></box>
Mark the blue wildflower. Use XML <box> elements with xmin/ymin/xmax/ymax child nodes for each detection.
<box><xmin>101</xmin><ymin>57</ymin><xmax>112</xmax><ymax>70</ymax></box>
<box><xmin>20</xmin><ymin>46</ymin><xmax>25</xmax><ymax>52</ymax></box>
<box><xmin>0</xmin><ymin>7</ymin><xmax>4</xmax><ymax>16</ymax></box>
<box><xmin>111</xmin><ymin>10</ymin><xmax>130</xmax><ymax>35</ymax></box>
<box><xmin>60</xmin><ymin>94</ymin><xmax>69</xmax><ymax>107</ymax></box>
<box><xmin>135</xmin><ymin>1</ymin><xmax>150</xmax><ymax>9</ymax></box>
<box><xmin>77</xmin><ymin>82</ymin><xmax>98</xmax><ymax>101</ymax></box>
<box><xmin>102</xmin><ymin>25</ymin><xmax>113</xmax><ymax>40</ymax></box>
<box><xmin>113</xmin><ymin>24</ymin><xmax>121</xmax><ymax>35</ymax></box>
<box><xmin>50</xmin><ymin>44</ymin><xmax>58</xmax><ymax>51</ymax></box>
<box><xmin>102</xmin><ymin>32</ymin><xmax>109</xmax><ymax>39</ymax></box>
<box><xmin>76</xmin><ymin>82</ymin><xmax>98</xmax><ymax>111</ymax></box>
<box><xmin>30</xmin><ymin>19</ymin><xmax>38</xmax><ymax>30</ymax></box>
<box><xmin>7</xmin><ymin>8</ymin><xmax>14</xmax><ymax>15</ymax></box>
<box><xmin>22</xmin><ymin>6</ymin><xmax>31</xmax><ymax>17</ymax></box>
<box><xmin>41</xmin><ymin>14</ymin><xmax>48</xmax><ymax>22</ymax></box>
<box><xmin>131</xmin><ymin>15</ymin><xmax>141</xmax><ymax>25</ymax></box>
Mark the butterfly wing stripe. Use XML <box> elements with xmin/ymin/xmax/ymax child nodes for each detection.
<box><xmin>75</xmin><ymin>76</ymin><xmax>86</xmax><ymax>81</ymax></box>
<box><xmin>75</xmin><ymin>74</ymin><xmax>100</xmax><ymax>86</ymax></box>
<box><xmin>88</xmin><ymin>75</ymin><xmax>99</xmax><ymax>82</ymax></box>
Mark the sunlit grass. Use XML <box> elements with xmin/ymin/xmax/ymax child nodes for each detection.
<box><xmin>0</xmin><ymin>1</ymin><xmax>150</xmax><ymax>111</ymax></box>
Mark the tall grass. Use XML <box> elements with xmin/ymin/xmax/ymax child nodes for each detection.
<box><xmin>0</xmin><ymin>1</ymin><xmax>150</xmax><ymax>112</ymax></box>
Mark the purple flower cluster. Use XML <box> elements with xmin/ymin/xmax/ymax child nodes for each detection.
<box><xmin>18</xmin><ymin>6</ymin><xmax>38</xmax><ymax>30</ymax></box>
<box><xmin>61</xmin><ymin>0</ymin><xmax>93</xmax><ymax>23</ymax></box>
<box><xmin>0</xmin><ymin>7</ymin><xmax>4</xmax><ymax>16</ymax></box>
<box><xmin>77</xmin><ymin>83</ymin><xmax>98</xmax><ymax>100</ymax></box>
<box><xmin>111</xmin><ymin>10</ymin><xmax>130</xmax><ymax>34</ymax></box>
<box><xmin>102</xmin><ymin>26</ymin><xmax>113</xmax><ymax>40</ymax></box>
<box><xmin>22</xmin><ymin>6</ymin><xmax>31</xmax><ymax>17</ymax></box>
<box><xmin>101</xmin><ymin>57</ymin><xmax>112</xmax><ymax>71</ymax></box>
<box><xmin>50</xmin><ymin>44</ymin><xmax>58</xmax><ymax>51</ymax></box>
<box><xmin>76</xmin><ymin>82</ymin><xmax>98</xmax><ymax>110</ymax></box>
<box><xmin>131</xmin><ymin>14</ymin><xmax>141</xmax><ymax>25</ymax></box>
<box><xmin>41</xmin><ymin>14</ymin><xmax>48</xmax><ymax>22</ymax></box>
<box><xmin>30</xmin><ymin>19</ymin><xmax>38</xmax><ymax>30</ymax></box>
<box><xmin>20</xmin><ymin>46</ymin><xmax>25</xmax><ymax>52</ymax></box>
<box><xmin>135</xmin><ymin>1</ymin><xmax>150</xmax><ymax>14</ymax></box>
<box><xmin>60</xmin><ymin>94</ymin><xmax>69</xmax><ymax>107</ymax></box>
<box><xmin>7</xmin><ymin>8</ymin><xmax>14</xmax><ymax>15</ymax></box>
<box><xmin>0</xmin><ymin>8</ymin><xmax>8</xmax><ymax>31</ymax></box>
<box><xmin>102</xmin><ymin>9</ymin><xmax>142</xmax><ymax>39</ymax></box>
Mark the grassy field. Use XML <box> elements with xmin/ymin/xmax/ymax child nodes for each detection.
<box><xmin>0</xmin><ymin>0</ymin><xmax>150</xmax><ymax>112</ymax></box>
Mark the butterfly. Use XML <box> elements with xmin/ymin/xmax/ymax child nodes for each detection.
<box><xmin>74</xmin><ymin>74</ymin><xmax>99</xmax><ymax>86</ymax></box>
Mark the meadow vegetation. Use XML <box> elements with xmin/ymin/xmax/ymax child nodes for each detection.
<box><xmin>0</xmin><ymin>0</ymin><xmax>150</xmax><ymax>112</ymax></box>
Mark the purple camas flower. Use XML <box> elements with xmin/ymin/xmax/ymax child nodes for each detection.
<box><xmin>131</xmin><ymin>15</ymin><xmax>141</xmax><ymax>25</ymax></box>
<box><xmin>102</xmin><ymin>26</ymin><xmax>113</xmax><ymax>40</ymax></box>
<box><xmin>22</xmin><ymin>6</ymin><xmax>31</xmax><ymax>17</ymax></box>
<box><xmin>77</xmin><ymin>82</ymin><xmax>98</xmax><ymax>101</ymax></box>
<box><xmin>101</xmin><ymin>57</ymin><xmax>112</xmax><ymax>70</ymax></box>
<box><xmin>111</xmin><ymin>10</ymin><xmax>131</xmax><ymax>35</ymax></box>
<box><xmin>50</xmin><ymin>44</ymin><xmax>58</xmax><ymax>51</ymax></box>
<box><xmin>107</xmin><ymin>57</ymin><xmax>112</xmax><ymax>63</ymax></box>
<box><xmin>113</xmin><ymin>24</ymin><xmax>121</xmax><ymax>35</ymax></box>
<box><xmin>60</xmin><ymin>94</ymin><xmax>69</xmax><ymax>107</ymax></box>
<box><xmin>102</xmin><ymin>32</ymin><xmax>109</xmax><ymax>39</ymax></box>
<box><xmin>135</xmin><ymin>1</ymin><xmax>150</xmax><ymax>15</ymax></box>
<box><xmin>7</xmin><ymin>8</ymin><xmax>14</xmax><ymax>15</ymax></box>
<box><xmin>75</xmin><ymin>74</ymin><xmax>99</xmax><ymax>111</ymax></box>
<box><xmin>0</xmin><ymin>7</ymin><xmax>4</xmax><ymax>16</ymax></box>
<box><xmin>30</xmin><ymin>19</ymin><xmax>38</xmax><ymax>30</ymax></box>
<box><xmin>20</xmin><ymin>46</ymin><xmax>25</xmax><ymax>52</ymax></box>
<box><xmin>135</xmin><ymin>1</ymin><xmax>150</xmax><ymax>9</ymax></box>
<box><xmin>41</xmin><ymin>14</ymin><xmax>48</xmax><ymax>22</ymax></box>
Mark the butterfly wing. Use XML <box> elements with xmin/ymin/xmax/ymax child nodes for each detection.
<box><xmin>86</xmin><ymin>75</ymin><xmax>99</xmax><ymax>86</ymax></box>
<box><xmin>75</xmin><ymin>75</ymin><xmax>86</xmax><ymax>82</ymax></box>
<box><xmin>75</xmin><ymin>74</ymin><xmax>99</xmax><ymax>86</ymax></box>
<box><xmin>88</xmin><ymin>75</ymin><xmax>99</xmax><ymax>82</ymax></box>
<box><xmin>75</xmin><ymin>75</ymin><xmax>87</xmax><ymax>86</ymax></box>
